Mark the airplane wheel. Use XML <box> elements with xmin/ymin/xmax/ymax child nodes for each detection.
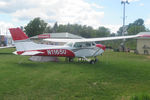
<box><xmin>90</xmin><ymin>60</ymin><xmax>95</xmax><ymax>64</ymax></box>
<box><xmin>69</xmin><ymin>58</ymin><xmax>73</xmax><ymax>62</ymax></box>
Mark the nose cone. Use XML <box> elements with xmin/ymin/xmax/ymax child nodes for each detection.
<box><xmin>96</xmin><ymin>44</ymin><xmax>106</xmax><ymax>51</ymax></box>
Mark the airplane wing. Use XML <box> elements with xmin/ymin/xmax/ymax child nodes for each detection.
<box><xmin>44</xmin><ymin>34</ymin><xmax>149</xmax><ymax>43</ymax></box>
<box><xmin>21</xmin><ymin>51</ymin><xmax>44</xmax><ymax>56</ymax></box>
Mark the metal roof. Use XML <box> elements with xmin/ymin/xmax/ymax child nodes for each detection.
<box><xmin>137</xmin><ymin>32</ymin><xmax>150</xmax><ymax>39</ymax></box>
<box><xmin>30</xmin><ymin>32</ymin><xmax>83</xmax><ymax>39</ymax></box>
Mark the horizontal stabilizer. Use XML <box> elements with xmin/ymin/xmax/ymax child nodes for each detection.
<box><xmin>0</xmin><ymin>46</ymin><xmax>15</xmax><ymax>49</ymax></box>
<box><xmin>21</xmin><ymin>51</ymin><xmax>44</xmax><ymax>56</ymax></box>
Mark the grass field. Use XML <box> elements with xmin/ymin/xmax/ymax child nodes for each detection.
<box><xmin>0</xmin><ymin>48</ymin><xmax>150</xmax><ymax>100</ymax></box>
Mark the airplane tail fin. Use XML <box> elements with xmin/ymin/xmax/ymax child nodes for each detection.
<box><xmin>9</xmin><ymin>28</ymin><xmax>29</xmax><ymax>41</ymax></box>
<box><xmin>9</xmin><ymin>28</ymin><xmax>41</xmax><ymax>52</ymax></box>
<box><xmin>9</xmin><ymin>28</ymin><xmax>51</xmax><ymax>54</ymax></box>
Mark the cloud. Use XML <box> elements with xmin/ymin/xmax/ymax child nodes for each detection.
<box><xmin>0</xmin><ymin>21</ymin><xmax>14</xmax><ymax>35</ymax></box>
<box><xmin>145</xmin><ymin>19</ymin><xmax>150</xmax><ymax>26</ymax></box>
<box><xmin>139</xmin><ymin>3</ymin><xmax>144</xmax><ymax>6</ymax></box>
<box><xmin>0</xmin><ymin>0</ymin><xmax>123</xmax><ymax>33</ymax></box>
<box><xmin>0</xmin><ymin>1</ymin><xmax>7</xmax><ymax>7</ymax></box>
<box><xmin>0</xmin><ymin>0</ymin><xmax>36</xmax><ymax>13</ymax></box>
<box><xmin>91</xmin><ymin>3</ymin><xmax>104</xmax><ymax>9</ymax></box>
<box><xmin>145</xmin><ymin>18</ymin><xmax>150</xmax><ymax>30</ymax></box>
<box><xmin>0</xmin><ymin>0</ymin><xmax>104</xmax><ymax>29</ymax></box>
<box><xmin>102</xmin><ymin>24</ymin><xmax>121</xmax><ymax>33</ymax></box>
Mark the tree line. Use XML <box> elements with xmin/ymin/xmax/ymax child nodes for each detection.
<box><xmin>24</xmin><ymin>17</ymin><xmax>111</xmax><ymax>38</ymax></box>
<box><xmin>24</xmin><ymin>17</ymin><xmax>149</xmax><ymax>49</ymax></box>
<box><xmin>24</xmin><ymin>17</ymin><xmax>149</xmax><ymax>37</ymax></box>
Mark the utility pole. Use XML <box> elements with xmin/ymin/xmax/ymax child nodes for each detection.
<box><xmin>121</xmin><ymin>0</ymin><xmax>129</xmax><ymax>36</ymax></box>
<box><xmin>121</xmin><ymin>0</ymin><xmax>129</xmax><ymax>51</ymax></box>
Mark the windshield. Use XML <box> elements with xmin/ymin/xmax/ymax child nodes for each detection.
<box><xmin>65</xmin><ymin>42</ymin><xmax>73</xmax><ymax>47</ymax></box>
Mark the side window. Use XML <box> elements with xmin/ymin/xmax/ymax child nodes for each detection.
<box><xmin>74</xmin><ymin>43</ymin><xmax>82</xmax><ymax>48</ymax></box>
<box><xmin>74</xmin><ymin>42</ymin><xmax>93</xmax><ymax>48</ymax></box>
<box><xmin>85</xmin><ymin>42</ymin><xmax>91</xmax><ymax>47</ymax></box>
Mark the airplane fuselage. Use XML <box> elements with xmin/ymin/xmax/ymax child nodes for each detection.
<box><xmin>15</xmin><ymin>43</ymin><xmax>105</xmax><ymax>58</ymax></box>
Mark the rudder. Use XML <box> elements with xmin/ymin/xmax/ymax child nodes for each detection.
<box><xmin>9</xmin><ymin>28</ymin><xmax>29</xmax><ymax>41</ymax></box>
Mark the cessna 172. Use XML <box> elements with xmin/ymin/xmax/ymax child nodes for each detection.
<box><xmin>9</xmin><ymin>28</ymin><xmax>150</xmax><ymax>64</ymax></box>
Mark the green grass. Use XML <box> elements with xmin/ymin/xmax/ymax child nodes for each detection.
<box><xmin>130</xmin><ymin>94</ymin><xmax>150</xmax><ymax>100</ymax></box>
<box><xmin>0</xmin><ymin>48</ymin><xmax>150</xmax><ymax>100</ymax></box>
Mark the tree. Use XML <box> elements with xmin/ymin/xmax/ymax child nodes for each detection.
<box><xmin>127</xmin><ymin>25</ymin><xmax>146</xmax><ymax>35</ymax></box>
<box><xmin>95</xmin><ymin>27</ymin><xmax>110</xmax><ymax>37</ymax></box>
<box><xmin>44</xmin><ymin>26</ymin><xmax>53</xmax><ymax>33</ymax></box>
<box><xmin>133</xmin><ymin>18</ymin><xmax>144</xmax><ymax>26</ymax></box>
<box><xmin>79</xmin><ymin>25</ymin><xmax>93</xmax><ymax>38</ymax></box>
<box><xmin>117</xmin><ymin>26</ymin><xmax>123</xmax><ymax>36</ymax></box>
<box><xmin>24</xmin><ymin>17</ymin><xmax>47</xmax><ymax>37</ymax></box>
<box><xmin>117</xmin><ymin>18</ymin><xmax>147</xmax><ymax>36</ymax></box>
<box><xmin>53</xmin><ymin>22</ymin><xmax>58</xmax><ymax>33</ymax></box>
<box><xmin>127</xmin><ymin>18</ymin><xmax>146</xmax><ymax>35</ymax></box>
<box><xmin>117</xmin><ymin>25</ymin><xmax>128</xmax><ymax>36</ymax></box>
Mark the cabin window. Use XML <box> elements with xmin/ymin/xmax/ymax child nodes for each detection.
<box><xmin>74</xmin><ymin>42</ymin><xmax>93</xmax><ymax>48</ymax></box>
<box><xmin>74</xmin><ymin>42</ymin><xmax>82</xmax><ymax>48</ymax></box>
<box><xmin>92</xmin><ymin>42</ymin><xmax>96</xmax><ymax>46</ymax></box>
<box><xmin>85</xmin><ymin>42</ymin><xmax>91</xmax><ymax>47</ymax></box>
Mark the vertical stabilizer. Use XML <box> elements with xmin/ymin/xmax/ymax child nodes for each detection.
<box><xmin>9</xmin><ymin>28</ymin><xmax>28</xmax><ymax>41</ymax></box>
<box><xmin>9</xmin><ymin>28</ymin><xmax>33</xmax><ymax>51</ymax></box>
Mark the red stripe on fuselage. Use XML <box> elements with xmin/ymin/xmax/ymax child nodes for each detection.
<box><xmin>17</xmin><ymin>49</ymin><xmax>75</xmax><ymax>57</ymax></box>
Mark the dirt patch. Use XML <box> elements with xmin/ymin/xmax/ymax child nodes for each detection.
<box><xmin>147</xmin><ymin>56</ymin><xmax>150</xmax><ymax>59</ymax></box>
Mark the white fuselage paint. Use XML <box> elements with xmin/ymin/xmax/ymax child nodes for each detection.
<box><xmin>73</xmin><ymin>47</ymin><xmax>104</xmax><ymax>57</ymax></box>
<box><xmin>14</xmin><ymin>40</ymin><xmax>103</xmax><ymax>57</ymax></box>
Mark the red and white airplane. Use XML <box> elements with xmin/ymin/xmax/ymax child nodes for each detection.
<box><xmin>9</xmin><ymin>28</ymin><xmax>150</xmax><ymax>64</ymax></box>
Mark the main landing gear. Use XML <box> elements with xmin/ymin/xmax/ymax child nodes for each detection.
<box><xmin>65</xmin><ymin>57</ymin><xmax>98</xmax><ymax>64</ymax></box>
<box><xmin>65</xmin><ymin>57</ymin><xmax>74</xmax><ymax>62</ymax></box>
<box><xmin>78</xmin><ymin>56</ymin><xmax>98</xmax><ymax>64</ymax></box>
<box><xmin>89</xmin><ymin>57</ymin><xmax>98</xmax><ymax>64</ymax></box>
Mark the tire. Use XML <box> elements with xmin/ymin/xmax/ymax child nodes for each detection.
<box><xmin>69</xmin><ymin>58</ymin><xmax>73</xmax><ymax>62</ymax></box>
<box><xmin>90</xmin><ymin>60</ymin><xmax>95</xmax><ymax>64</ymax></box>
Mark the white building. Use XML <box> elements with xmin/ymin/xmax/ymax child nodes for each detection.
<box><xmin>136</xmin><ymin>32</ymin><xmax>150</xmax><ymax>55</ymax></box>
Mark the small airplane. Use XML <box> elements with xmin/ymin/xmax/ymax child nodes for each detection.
<box><xmin>9</xmin><ymin>28</ymin><xmax>150</xmax><ymax>64</ymax></box>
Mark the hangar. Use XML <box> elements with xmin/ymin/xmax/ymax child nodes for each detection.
<box><xmin>137</xmin><ymin>32</ymin><xmax>150</xmax><ymax>55</ymax></box>
<box><xmin>30</xmin><ymin>32</ymin><xmax>83</xmax><ymax>45</ymax></box>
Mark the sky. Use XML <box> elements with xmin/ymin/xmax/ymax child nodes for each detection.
<box><xmin>0</xmin><ymin>0</ymin><xmax>150</xmax><ymax>35</ymax></box>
